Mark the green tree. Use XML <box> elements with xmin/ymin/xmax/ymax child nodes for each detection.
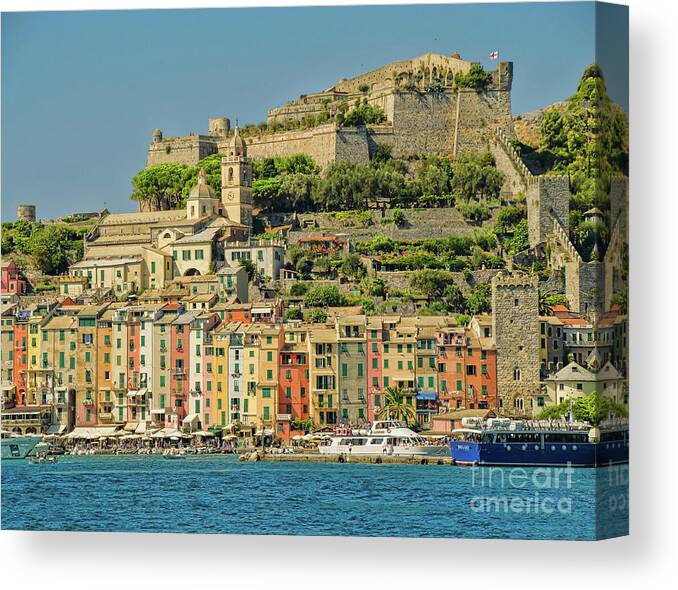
<box><xmin>182</xmin><ymin>154</ymin><xmax>222</xmax><ymax>198</ymax></box>
<box><xmin>443</xmin><ymin>283</ymin><xmax>466</xmax><ymax>313</ymax></box>
<box><xmin>539</xmin><ymin>391</ymin><xmax>628</xmax><ymax>426</ymax></box>
<box><xmin>378</xmin><ymin>386</ymin><xmax>416</xmax><ymax>427</ymax></box>
<box><xmin>539</xmin><ymin>65</ymin><xmax>628</xmax><ymax>258</ymax></box>
<box><xmin>450</xmin><ymin>152</ymin><xmax>504</xmax><ymax>201</ymax></box>
<box><xmin>284</xmin><ymin>308</ymin><xmax>303</xmax><ymax>320</ymax></box>
<box><xmin>306</xmin><ymin>308</ymin><xmax>328</xmax><ymax>323</ymax></box>
<box><xmin>409</xmin><ymin>269</ymin><xmax>454</xmax><ymax>299</ymax></box>
<box><xmin>538</xmin><ymin>288</ymin><xmax>568</xmax><ymax>315</ymax></box>
<box><xmin>340</xmin><ymin>253</ymin><xmax>366</xmax><ymax>282</ymax></box>
<box><xmin>391</xmin><ymin>208</ymin><xmax>406</xmax><ymax>227</ymax></box>
<box><xmin>252</xmin><ymin>177</ymin><xmax>283</xmax><ymax>211</ymax></box>
<box><xmin>494</xmin><ymin>206</ymin><xmax>526</xmax><ymax>233</ymax></box>
<box><xmin>454</xmin><ymin>64</ymin><xmax>493</xmax><ymax>91</ymax></box>
<box><xmin>239</xmin><ymin>259</ymin><xmax>256</xmax><ymax>280</ymax></box>
<box><xmin>507</xmin><ymin>219</ymin><xmax>530</xmax><ymax>255</ymax></box>
<box><xmin>289</xmin><ymin>282</ymin><xmax>309</xmax><ymax>297</ymax></box>
<box><xmin>30</xmin><ymin>227</ymin><xmax>70</xmax><ymax>275</ymax></box>
<box><xmin>466</xmin><ymin>283</ymin><xmax>492</xmax><ymax>315</ymax></box>
<box><xmin>303</xmin><ymin>285</ymin><xmax>347</xmax><ymax>307</ymax></box>
<box><xmin>131</xmin><ymin>162</ymin><xmax>191</xmax><ymax>210</ymax></box>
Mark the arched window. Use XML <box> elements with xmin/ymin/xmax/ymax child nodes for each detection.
<box><xmin>228</xmin><ymin>167</ymin><xmax>233</xmax><ymax>182</ymax></box>
<box><xmin>163</xmin><ymin>231</ymin><xmax>172</xmax><ymax>239</ymax></box>
<box><xmin>513</xmin><ymin>368</ymin><xmax>521</xmax><ymax>381</ymax></box>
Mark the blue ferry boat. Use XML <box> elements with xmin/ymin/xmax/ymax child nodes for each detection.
<box><xmin>450</xmin><ymin>419</ymin><xmax>628</xmax><ymax>467</ymax></box>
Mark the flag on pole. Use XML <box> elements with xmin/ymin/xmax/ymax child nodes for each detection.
<box><xmin>489</xmin><ymin>50</ymin><xmax>499</xmax><ymax>60</ymax></box>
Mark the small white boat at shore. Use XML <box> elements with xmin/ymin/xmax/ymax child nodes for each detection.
<box><xmin>318</xmin><ymin>420</ymin><xmax>447</xmax><ymax>459</ymax></box>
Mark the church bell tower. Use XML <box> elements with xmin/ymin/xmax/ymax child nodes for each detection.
<box><xmin>221</xmin><ymin>127</ymin><xmax>253</xmax><ymax>230</ymax></box>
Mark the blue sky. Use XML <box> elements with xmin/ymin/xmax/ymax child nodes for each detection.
<box><xmin>1</xmin><ymin>2</ymin><xmax>628</xmax><ymax>219</ymax></box>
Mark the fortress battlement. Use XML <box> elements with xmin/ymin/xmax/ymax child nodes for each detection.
<box><xmin>491</xmin><ymin>272</ymin><xmax>538</xmax><ymax>290</ymax></box>
<box><xmin>146</xmin><ymin>52</ymin><xmax>514</xmax><ymax>169</ymax></box>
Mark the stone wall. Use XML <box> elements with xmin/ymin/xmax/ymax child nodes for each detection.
<box><xmin>388</xmin><ymin>90</ymin><xmax>458</xmax><ymax>157</ymax></box>
<box><xmin>491</xmin><ymin>273</ymin><xmax>540</xmax><ymax>416</ymax></box>
<box><xmin>454</xmin><ymin>89</ymin><xmax>514</xmax><ymax>157</ymax></box>
<box><xmin>527</xmin><ymin>175</ymin><xmax>570</xmax><ymax>248</ymax></box>
<box><xmin>147</xmin><ymin>84</ymin><xmax>514</xmax><ymax>170</ymax></box>
<box><xmin>291</xmin><ymin>207</ymin><xmax>485</xmax><ymax>245</ymax></box>
<box><xmin>147</xmin><ymin>135</ymin><xmax>218</xmax><ymax>167</ymax></box>
<box><xmin>489</xmin><ymin>132</ymin><xmax>528</xmax><ymax>200</ymax></box>
<box><xmin>236</xmin><ymin>124</ymin><xmax>370</xmax><ymax>168</ymax></box>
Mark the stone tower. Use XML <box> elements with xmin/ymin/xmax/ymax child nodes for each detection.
<box><xmin>17</xmin><ymin>204</ymin><xmax>36</xmax><ymax>222</ymax></box>
<box><xmin>526</xmin><ymin>176</ymin><xmax>570</xmax><ymax>248</ymax></box>
<box><xmin>221</xmin><ymin>128</ymin><xmax>252</xmax><ymax>229</ymax></box>
<box><xmin>186</xmin><ymin>168</ymin><xmax>220</xmax><ymax>220</ymax></box>
<box><xmin>208</xmin><ymin>117</ymin><xmax>230</xmax><ymax>138</ymax></box>
<box><xmin>491</xmin><ymin>272</ymin><xmax>541</xmax><ymax>417</ymax></box>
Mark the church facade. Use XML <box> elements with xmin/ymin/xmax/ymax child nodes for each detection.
<box><xmin>72</xmin><ymin>131</ymin><xmax>276</xmax><ymax>295</ymax></box>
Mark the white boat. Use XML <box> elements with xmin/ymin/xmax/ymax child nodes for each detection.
<box><xmin>1</xmin><ymin>434</ymin><xmax>43</xmax><ymax>460</ymax></box>
<box><xmin>318</xmin><ymin>420</ymin><xmax>447</xmax><ymax>458</ymax></box>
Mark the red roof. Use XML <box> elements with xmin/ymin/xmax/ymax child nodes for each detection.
<box><xmin>161</xmin><ymin>303</ymin><xmax>181</xmax><ymax>311</ymax></box>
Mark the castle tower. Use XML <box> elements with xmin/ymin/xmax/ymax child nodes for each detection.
<box><xmin>186</xmin><ymin>168</ymin><xmax>220</xmax><ymax>220</ymax></box>
<box><xmin>221</xmin><ymin>127</ymin><xmax>252</xmax><ymax>229</ymax></box>
<box><xmin>526</xmin><ymin>176</ymin><xmax>570</xmax><ymax>248</ymax></box>
<box><xmin>491</xmin><ymin>272</ymin><xmax>541</xmax><ymax>417</ymax></box>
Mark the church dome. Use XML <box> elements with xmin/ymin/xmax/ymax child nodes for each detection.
<box><xmin>188</xmin><ymin>168</ymin><xmax>215</xmax><ymax>199</ymax></box>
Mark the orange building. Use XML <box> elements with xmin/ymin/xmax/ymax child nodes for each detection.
<box><xmin>436</xmin><ymin>322</ymin><xmax>497</xmax><ymax>411</ymax></box>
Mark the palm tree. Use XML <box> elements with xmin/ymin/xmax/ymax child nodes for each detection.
<box><xmin>378</xmin><ymin>386</ymin><xmax>416</xmax><ymax>426</ymax></box>
<box><xmin>538</xmin><ymin>288</ymin><xmax>568</xmax><ymax>316</ymax></box>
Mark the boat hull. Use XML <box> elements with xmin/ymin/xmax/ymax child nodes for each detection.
<box><xmin>319</xmin><ymin>445</ymin><xmax>447</xmax><ymax>459</ymax></box>
<box><xmin>450</xmin><ymin>439</ymin><xmax>628</xmax><ymax>467</ymax></box>
<box><xmin>1</xmin><ymin>436</ymin><xmax>43</xmax><ymax>460</ymax></box>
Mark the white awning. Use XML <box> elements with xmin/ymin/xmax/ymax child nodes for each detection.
<box><xmin>135</xmin><ymin>422</ymin><xmax>150</xmax><ymax>434</ymax></box>
<box><xmin>124</xmin><ymin>422</ymin><xmax>139</xmax><ymax>432</ymax></box>
<box><xmin>151</xmin><ymin>428</ymin><xmax>185</xmax><ymax>439</ymax></box>
<box><xmin>46</xmin><ymin>424</ymin><xmax>67</xmax><ymax>435</ymax></box>
<box><xmin>150</xmin><ymin>409</ymin><xmax>165</xmax><ymax>415</ymax></box>
<box><xmin>182</xmin><ymin>413</ymin><xmax>199</xmax><ymax>425</ymax></box>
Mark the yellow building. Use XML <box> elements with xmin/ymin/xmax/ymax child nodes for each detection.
<box><xmin>40</xmin><ymin>313</ymin><xmax>78</xmax><ymax>431</ymax></box>
<box><xmin>257</xmin><ymin>324</ymin><xmax>283</xmax><ymax>432</ymax></box>
<box><xmin>212</xmin><ymin>323</ymin><xmax>231</xmax><ymax>428</ymax></box>
<box><xmin>382</xmin><ymin>317</ymin><xmax>417</xmax><ymax>395</ymax></box>
<box><xmin>1</xmin><ymin>303</ymin><xmax>16</xmax><ymax>406</ymax></box>
<box><xmin>242</xmin><ymin>324</ymin><xmax>261</xmax><ymax>429</ymax></box>
<box><xmin>309</xmin><ymin>326</ymin><xmax>338</xmax><ymax>426</ymax></box>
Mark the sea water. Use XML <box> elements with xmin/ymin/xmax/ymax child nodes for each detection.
<box><xmin>1</xmin><ymin>455</ymin><xmax>628</xmax><ymax>539</ymax></box>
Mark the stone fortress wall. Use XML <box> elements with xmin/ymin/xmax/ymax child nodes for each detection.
<box><xmin>146</xmin><ymin>53</ymin><xmax>514</xmax><ymax>169</ymax></box>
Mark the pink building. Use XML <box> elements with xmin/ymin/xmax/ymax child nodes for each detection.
<box><xmin>1</xmin><ymin>260</ymin><xmax>28</xmax><ymax>296</ymax></box>
<box><xmin>366</xmin><ymin>319</ymin><xmax>384</xmax><ymax>422</ymax></box>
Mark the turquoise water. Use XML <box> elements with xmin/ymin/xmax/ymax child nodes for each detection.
<box><xmin>1</xmin><ymin>456</ymin><xmax>628</xmax><ymax>539</ymax></box>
